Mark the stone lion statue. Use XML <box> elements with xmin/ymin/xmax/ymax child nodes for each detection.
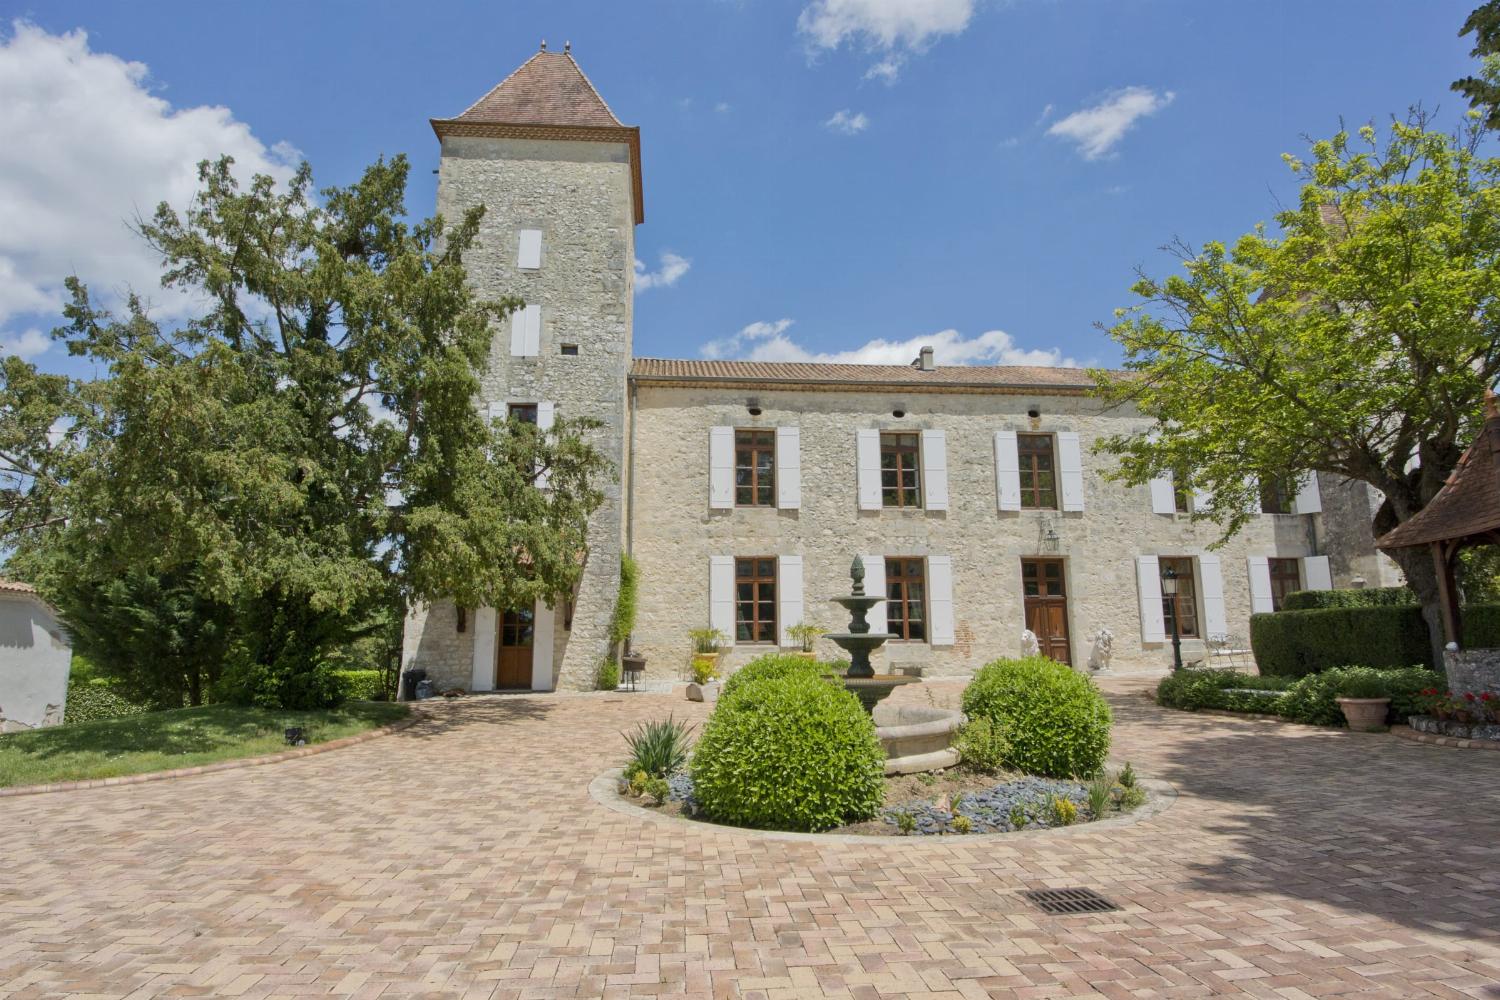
<box><xmin>1020</xmin><ymin>628</ymin><xmax>1040</xmax><ymax>657</ymax></box>
<box><xmin>1088</xmin><ymin>628</ymin><xmax>1115</xmax><ymax>672</ymax></box>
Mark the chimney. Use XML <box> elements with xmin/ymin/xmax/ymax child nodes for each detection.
<box><xmin>917</xmin><ymin>345</ymin><xmax>935</xmax><ymax>372</ymax></box>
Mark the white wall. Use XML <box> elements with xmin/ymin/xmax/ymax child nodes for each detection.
<box><xmin>0</xmin><ymin>594</ymin><xmax>72</xmax><ymax>731</ymax></box>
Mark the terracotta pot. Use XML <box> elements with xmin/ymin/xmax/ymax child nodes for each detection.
<box><xmin>1336</xmin><ymin>697</ymin><xmax>1391</xmax><ymax>732</ymax></box>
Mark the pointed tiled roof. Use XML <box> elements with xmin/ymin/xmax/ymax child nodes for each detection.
<box><xmin>1377</xmin><ymin>394</ymin><xmax>1500</xmax><ymax>549</ymax></box>
<box><xmin>446</xmin><ymin>50</ymin><xmax>625</xmax><ymax>129</ymax></box>
<box><xmin>432</xmin><ymin>45</ymin><xmax>644</xmax><ymax>223</ymax></box>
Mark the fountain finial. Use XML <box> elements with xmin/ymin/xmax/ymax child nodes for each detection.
<box><xmin>850</xmin><ymin>555</ymin><xmax>865</xmax><ymax>596</ymax></box>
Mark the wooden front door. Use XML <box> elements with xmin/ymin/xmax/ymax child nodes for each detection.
<box><xmin>495</xmin><ymin>608</ymin><xmax>534</xmax><ymax>689</ymax></box>
<box><xmin>1021</xmin><ymin>558</ymin><xmax>1071</xmax><ymax>665</ymax></box>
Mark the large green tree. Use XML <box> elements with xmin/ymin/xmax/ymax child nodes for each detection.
<box><xmin>2</xmin><ymin>155</ymin><xmax>609</xmax><ymax>706</ymax></box>
<box><xmin>1094</xmin><ymin>114</ymin><xmax>1500</xmax><ymax>663</ymax></box>
<box><xmin>1455</xmin><ymin>2</ymin><xmax>1500</xmax><ymax>127</ymax></box>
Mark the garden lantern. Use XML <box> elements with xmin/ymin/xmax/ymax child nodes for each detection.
<box><xmin>1160</xmin><ymin>564</ymin><xmax>1183</xmax><ymax>673</ymax></box>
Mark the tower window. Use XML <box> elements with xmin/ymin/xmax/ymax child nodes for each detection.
<box><xmin>560</xmin><ymin>343</ymin><xmax>579</xmax><ymax>356</ymax></box>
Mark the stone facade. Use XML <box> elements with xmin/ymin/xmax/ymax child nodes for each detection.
<box><xmin>627</xmin><ymin>384</ymin><xmax>1322</xmax><ymax>677</ymax></box>
<box><xmin>401</xmin><ymin>134</ymin><xmax>634</xmax><ymax>693</ymax></box>
<box><xmin>1315</xmin><ymin>472</ymin><xmax>1406</xmax><ymax>589</ymax></box>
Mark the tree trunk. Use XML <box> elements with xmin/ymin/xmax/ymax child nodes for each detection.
<box><xmin>1383</xmin><ymin>543</ymin><xmax>1450</xmax><ymax>672</ymax></box>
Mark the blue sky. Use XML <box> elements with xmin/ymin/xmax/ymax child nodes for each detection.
<box><xmin>0</xmin><ymin>0</ymin><xmax>1482</xmax><ymax>373</ymax></box>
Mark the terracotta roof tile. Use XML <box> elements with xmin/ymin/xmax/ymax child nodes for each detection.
<box><xmin>629</xmin><ymin>358</ymin><xmax>1102</xmax><ymax>391</ymax></box>
<box><xmin>443</xmin><ymin>50</ymin><xmax>626</xmax><ymax>130</ymax></box>
<box><xmin>1378</xmin><ymin>405</ymin><xmax>1500</xmax><ymax>549</ymax></box>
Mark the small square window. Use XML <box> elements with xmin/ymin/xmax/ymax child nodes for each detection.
<box><xmin>560</xmin><ymin>343</ymin><xmax>579</xmax><ymax>356</ymax></box>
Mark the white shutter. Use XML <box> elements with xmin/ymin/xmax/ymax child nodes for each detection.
<box><xmin>1292</xmin><ymin>471</ymin><xmax>1322</xmax><ymax>514</ymax></box>
<box><xmin>856</xmin><ymin>429</ymin><xmax>882</xmax><ymax>510</ymax></box>
<box><xmin>1302</xmin><ymin>555</ymin><xmax>1333</xmax><ymax>591</ymax></box>
<box><xmin>709</xmin><ymin>555</ymin><xmax>735</xmax><ymax>646</ymax></box>
<box><xmin>517</xmin><ymin>229</ymin><xmax>542</xmax><ymax>270</ymax></box>
<box><xmin>777</xmin><ymin>555</ymin><xmax>803</xmax><ymax>647</ymax></box>
<box><xmin>921</xmin><ymin>429</ymin><xmax>948</xmax><ymax>511</ymax></box>
<box><xmin>1057</xmin><ymin>431</ymin><xmax>1085</xmax><ymax>512</ymax></box>
<box><xmin>1136</xmin><ymin>556</ymin><xmax>1165</xmax><ymax>643</ymax></box>
<box><xmin>927</xmin><ymin>555</ymin><xmax>955</xmax><ymax>646</ymax></box>
<box><xmin>708</xmin><ymin>426</ymin><xmax>734</xmax><ymax>509</ymax></box>
<box><xmin>531</xmin><ymin>598</ymin><xmax>554</xmax><ymax>691</ymax></box>
<box><xmin>863</xmin><ymin>555</ymin><xmax>887</xmax><ymax>634</ymax></box>
<box><xmin>535</xmin><ymin>401</ymin><xmax>556</xmax><ymax>489</ymax></box>
<box><xmin>1149</xmin><ymin>473</ymin><xmax>1175</xmax><ymax>514</ymax></box>
<box><xmin>1199</xmin><ymin>553</ymin><xmax>1228</xmax><ymax>638</ymax></box>
<box><xmin>485</xmin><ymin>401</ymin><xmax>505</xmax><ymax>424</ymax></box>
<box><xmin>1247</xmin><ymin>556</ymin><xmax>1274</xmax><ymax>614</ymax></box>
<box><xmin>775</xmin><ymin>426</ymin><xmax>801</xmax><ymax>509</ymax></box>
<box><xmin>471</xmin><ymin>606</ymin><xmax>497</xmax><ymax>691</ymax></box>
<box><xmin>511</xmin><ymin>304</ymin><xmax>540</xmax><ymax>357</ymax></box>
<box><xmin>994</xmin><ymin>430</ymin><xmax>1021</xmax><ymax>511</ymax></box>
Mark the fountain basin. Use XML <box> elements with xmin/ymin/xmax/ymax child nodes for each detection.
<box><xmin>840</xmin><ymin>673</ymin><xmax>918</xmax><ymax>713</ymax></box>
<box><xmin>873</xmin><ymin>704</ymin><xmax>963</xmax><ymax>775</ymax></box>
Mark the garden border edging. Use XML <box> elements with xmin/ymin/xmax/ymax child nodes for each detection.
<box><xmin>0</xmin><ymin>711</ymin><xmax>418</xmax><ymax>798</ymax></box>
<box><xmin>588</xmin><ymin>768</ymin><xmax>1176</xmax><ymax>845</ymax></box>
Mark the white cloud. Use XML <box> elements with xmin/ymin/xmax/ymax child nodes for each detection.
<box><xmin>714</xmin><ymin>101</ymin><xmax>732</xmax><ymax>114</ymax></box>
<box><xmin>798</xmin><ymin>0</ymin><xmax>975</xmax><ymax>81</ymax></box>
<box><xmin>702</xmin><ymin>320</ymin><xmax>1077</xmax><ymax>368</ymax></box>
<box><xmin>864</xmin><ymin>57</ymin><xmax>903</xmax><ymax>84</ymax></box>
<box><xmin>1035</xmin><ymin>103</ymin><xmax>1054</xmax><ymax>124</ymax></box>
<box><xmin>634</xmin><ymin>251</ymin><xmax>691</xmax><ymax>292</ymax></box>
<box><xmin>0</xmin><ymin>21</ymin><xmax>298</xmax><ymax>332</ymax></box>
<box><xmin>824</xmin><ymin>109</ymin><xmax>870</xmax><ymax>134</ymax></box>
<box><xmin>0</xmin><ymin>328</ymin><xmax>50</xmax><ymax>360</ymax></box>
<box><xmin>1046</xmin><ymin>86</ymin><xmax>1175</xmax><ymax>161</ymax></box>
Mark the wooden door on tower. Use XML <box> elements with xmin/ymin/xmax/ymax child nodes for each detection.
<box><xmin>1021</xmin><ymin>558</ymin><xmax>1071</xmax><ymax>665</ymax></box>
<box><xmin>495</xmin><ymin>608</ymin><xmax>534</xmax><ymax>689</ymax></box>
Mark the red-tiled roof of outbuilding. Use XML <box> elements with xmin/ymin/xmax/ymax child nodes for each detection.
<box><xmin>1378</xmin><ymin>394</ymin><xmax>1500</xmax><ymax>549</ymax></box>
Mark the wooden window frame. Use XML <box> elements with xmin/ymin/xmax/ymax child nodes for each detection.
<box><xmin>1260</xmin><ymin>480</ymin><xmax>1293</xmax><ymax>515</ymax></box>
<box><xmin>734</xmin><ymin>429</ymin><xmax>776</xmax><ymax>507</ymax></box>
<box><xmin>734</xmin><ymin>556</ymin><xmax>778</xmax><ymax>644</ymax></box>
<box><xmin>1172</xmin><ymin>483</ymin><xmax>1191</xmax><ymax>514</ymax></box>
<box><xmin>886</xmin><ymin>557</ymin><xmax>927</xmax><ymax>642</ymax></box>
<box><xmin>508</xmin><ymin>402</ymin><xmax>539</xmax><ymax>425</ymax></box>
<box><xmin>880</xmin><ymin>432</ymin><xmax>923</xmax><ymax>509</ymax></box>
<box><xmin>1159</xmin><ymin>556</ymin><xmax>1200</xmax><ymax>638</ymax></box>
<box><xmin>1017</xmin><ymin>433</ymin><xmax>1058</xmax><ymax>510</ymax></box>
<box><xmin>1268</xmin><ymin>557</ymin><xmax>1302</xmax><ymax>611</ymax></box>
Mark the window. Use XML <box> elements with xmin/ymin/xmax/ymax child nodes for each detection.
<box><xmin>1260</xmin><ymin>480</ymin><xmax>1293</xmax><ymax>514</ymax></box>
<box><xmin>880</xmin><ymin>433</ymin><xmax>922</xmax><ymax>508</ymax></box>
<box><xmin>734</xmin><ymin>430</ymin><xmax>776</xmax><ymax>507</ymax></box>
<box><xmin>1268</xmin><ymin>557</ymin><xmax>1301</xmax><ymax>611</ymax></box>
<box><xmin>1160</xmin><ymin>556</ymin><xmax>1199</xmax><ymax>638</ymax></box>
<box><xmin>886</xmin><ymin>557</ymin><xmax>927</xmax><ymax>641</ymax></box>
<box><xmin>1173</xmin><ymin>482</ymin><xmax>1191</xmax><ymax>514</ymax></box>
<box><xmin>1017</xmin><ymin>434</ymin><xmax>1057</xmax><ymax>509</ymax></box>
<box><xmin>560</xmin><ymin>343</ymin><xmax>579</xmax><ymax>356</ymax></box>
<box><xmin>735</xmin><ymin>557</ymin><xmax>777</xmax><ymax>643</ymax></box>
<box><xmin>508</xmin><ymin>403</ymin><xmax>539</xmax><ymax>425</ymax></box>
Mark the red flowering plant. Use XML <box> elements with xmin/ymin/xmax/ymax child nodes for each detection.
<box><xmin>1480</xmin><ymin>691</ymin><xmax>1500</xmax><ymax>724</ymax></box>
<box><xmin>1419</xmin><ymin>688</ymin><xmax>1453</xmax><ymax>719</ymax></box>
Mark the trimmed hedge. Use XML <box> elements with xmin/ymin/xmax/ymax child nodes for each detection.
<box><xmin>1252</xmin><ymin>602</ymin><xmax>1500</xmax><ymax>676</ymax></box>
<box><xmin>960</xmin><ymin>655</ymin><xmax>1112</xmax><ymax>778</ymax></box>
<box><xmin>62</xmin><ymin>680</ymin><xmax>149</xmax><ymax>725</ymax></box>
<box><xmin>1156</xmin><ymin>666</ymin><xmax>1441</xmax><ymax>727</ymax></box>
<box><xmin>720</xmin><ymin>652</ymin><xmax>835</xmax><ymax>699</ymax></box>
<box><xmin>334</xmin><ymin>669</ymin><xmax>387</xmax><ymax>702</ymax></box>
<box><xmin>689</xmin><ymin>670</ymin><xmax>884</xmax><ymax>832</ymax></box>
<box><xmin>1155</xmin><ymin>669</ymin><xmax>1293</xmax><ymax>713</ymax></box>
<box><xmin>1280</xmin><ymin>586</ymin><xmax>1415</xmax><ymax>611</ymax></box>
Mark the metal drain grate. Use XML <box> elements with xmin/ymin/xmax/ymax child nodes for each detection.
<box><xmin>1022</xmin><ymin>887</ymin><xmax>1119</xmax><ymax>915</ymax></box>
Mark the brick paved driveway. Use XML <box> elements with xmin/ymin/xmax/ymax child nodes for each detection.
<box><xmin>3</xmin><ymin>679</ymin><xmax>1499</xmax><ymax>998</ymax></box>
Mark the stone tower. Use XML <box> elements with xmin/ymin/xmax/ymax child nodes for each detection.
<box><xmin>401</xmin><ymin>44</ymin><xmax>642</xmax><ymax>692</ymax></box>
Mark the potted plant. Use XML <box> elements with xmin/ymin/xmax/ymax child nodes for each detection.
<box><xmin>686</xmin><ymin>627</ymin><xmax>725</xmax><ymax>702</ymax></box>
<box><xmin>785</xmin><ymin>621</ymin><xmax>825</xmax><ymax>661</ymax></box>
<box><xmin>1456</xmin><ymin>691</ymin><xmax>1478</xmax><ymax>724</ymax></box>
<box><xmin>1482</xmin><ymin>691</ymin><xmax>1500</xmax><ymax>724</ymax></box>
<box><xmin>1334</xmin><ymin>674</ymin><xmax>1392</xmax><ymax>732</ymax></box>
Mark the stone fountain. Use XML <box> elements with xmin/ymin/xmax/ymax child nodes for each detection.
<box><xmin>827</xmin><ymin>555</ymin><xmax>920</xmax><ymax>713</ymax></box>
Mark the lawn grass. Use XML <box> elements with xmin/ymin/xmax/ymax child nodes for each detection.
<box><xmin>0</xmin><ymin>701</ymin><xmax>408</xmax><ymax>788</ymax></box>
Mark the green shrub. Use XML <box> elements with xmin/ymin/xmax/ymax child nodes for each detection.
<box><xmin>1280</xmin><ymin>587</ymin><xmax>1415</xmax><ymax>611</ymax></box>
<box><xmin>954</xmin><ymin>716</ymin><xmax>1011</xmax><ymax>773</ymax></box>
<box><xmin>690</xmin><ymin>671</ymin><xmax>884</xmax><ymax>832</ymax></box>
<box><xmin>1279</xmin><ymin>666</ymin><xmax>1441</xmax><ymax>727</ymax></box>
<box><xmin>334</xmin><ymin>669</ymin><xmax>386</xmax><ymax>702</ymax></box>
<box><xmin>720</xmin><ymin>652</ymin><xmax>834</xmax><ymax>699</ymax></box>
<box><xmin>622</xmin><ymin>715</ymin><xmax>695</xmax><ymax>777</ymax></box>
<box><xmin>596</xmin><ymin>658</ymin><xmax>620</xmax><ymax>691</ymax></box>
<box><xmin>1250</xmin><ymin>606</ymin><xmax>1433</xmax><ymax>676</ymax></box>
<box><xmin>213</xmin><ymin>658</ymin><xmax>345</xmax><ymax>710</ymax></box>
<box><xmin>1155</xmin><ymin>669</ymin><xmax>1292</xmax><ymax>713</ymax></box>
<box><xmin>960</xmin><ymin>655</ymin><xmax>1111</xmax><ymax>778</ymax></box>
<box><xmin>609</xmin><ymin>555</ymin><xmax>638</xmax><ymax>647</ymax></box>
<box><xmin>62</xmin><ymin>680</ymin><xmax>149</xmax><ymax>725</ymax></box>
<box><xmin>1463</xmin><ymin>605</ymin><xmax>1500</xmax><ymax>647</ymax></box>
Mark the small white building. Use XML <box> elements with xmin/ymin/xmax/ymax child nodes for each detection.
<box><xmin>0</xmin><ymin>580</ymin><xmax>71</xmax><ymax>731</ymax></box>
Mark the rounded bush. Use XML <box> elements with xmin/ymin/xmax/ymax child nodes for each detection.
<box><xmin>719</xmin><ymin>652</ymin><xmax>834</xmax><ymax>699</ymax></box>
<box><xmin>689</xmin><ymin>671</ymin><xmax>884</xmax><ymax>831</ymax></box>
<box><xmin>961</xmin><ymin>655</ymin><xmax>1112</xmax><ymax>778</ymax></box>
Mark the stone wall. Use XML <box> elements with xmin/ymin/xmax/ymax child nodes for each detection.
<box><xmin>402</xmin><ymin>135</ymin><xmax>634</xmax><ymax>692</ymax></box>
<box><xmin>1315</xmin><ymin>472</ymin><xmax>1406</xmax><ymax>589</ymax></box>
<box><xmin>1444</xmin><ymin>647</ymin><xmax>1500</xmax><ymax>695</ymax></box>
<box><xmin>627</xmin><ymin>384</ymin><xmax>1319</xmax><ymax>678</ymax></box>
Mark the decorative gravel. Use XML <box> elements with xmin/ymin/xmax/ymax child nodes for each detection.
<box><xmin>886</xmin><ymin>777</ymin><xmax>1092</xmax><ymax>835</ymax></box>
<box><xmin>667</xmin><ymin>771</ymin><xmax>698</xmax><ymax>814</ymax></box>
